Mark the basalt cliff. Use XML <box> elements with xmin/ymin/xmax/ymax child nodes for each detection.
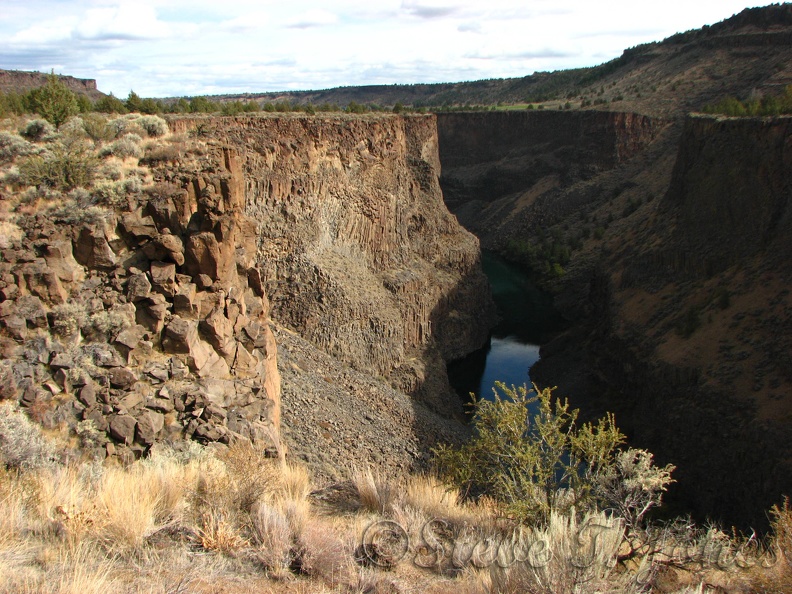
<box><xmin>0</xmin><ymin>113</ymin><xmax>493</xmax><ymax>475</ymax></box>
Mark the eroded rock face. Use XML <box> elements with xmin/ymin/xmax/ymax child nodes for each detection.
<box><xmin>171</xmin><ymin>114</ymin><xmax>495</xmax><ymax>415</ymax></box>
<box><xmin>436</xmin><ymin>110</ymin><xmax>664</xmax><ymax>244</ymax></box>
<box><xmin>0</xmin><ymin>146</ymin><xmax>282</xmax><ymax>463</ymax></box>
<box><xmin>0</xmin><ymin>113</ymin><xmax>493</xmax><ymax>468</ymax></box>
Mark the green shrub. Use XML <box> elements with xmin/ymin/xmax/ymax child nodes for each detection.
<box><xmin>435</xmin><ymin>384</ymin><xmax>674</xmax><ymax>530</ymax></box>
<box><xmin>81</xmin><ymin>113</ymin><xmax>115</xmax><ymax>143</ymax></box>
<box><xmin>94</xmin><ymin>93</ymin><xmax>128</xmax><ymax>114</ymax></box>
<box><xmin>18</xmin><ymin>137</ymin><xmax>98</xmax><ymax>191</ymax></box>
<box><xmin>26</xmin><ymin>73</ymin><xmax>79</xmax><ymax>128</ymax></box>
<box><xmin>20</xmin><ymin>119</ymin><xmax>55</xmax><ymax>142</ymax></box>
<box><xmin>434</xmin><ymin>383</ymin><xmax>626</xmax><ymax>523</ymax></box>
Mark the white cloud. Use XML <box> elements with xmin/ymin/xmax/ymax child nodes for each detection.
<box><xmin>286</xmin><ymin>9</ymin><xmax>339</xmax><ymax>29</ymax></box>
<box><xmin>75</xmin><ymin>3</ymin><xmax>171</xmax><ymax>40</ymax></box>
<box><xmin>0</xmin><ymin>0</ymin><xmax>763</xmax><ymax>97</ymax></box>
<box><xmin>401</xmin><ymin>1</ymin><xmax>460</xmax><ymax>19</ymax></box>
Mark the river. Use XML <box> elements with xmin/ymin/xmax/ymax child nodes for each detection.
<box><xmin>447</xmin><ymin>251</ymin><xmax>563</xmax><ymax>403</ymax></box>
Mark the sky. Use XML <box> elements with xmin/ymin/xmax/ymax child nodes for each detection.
<box><xmin>0</xmin><ymin>0</ymin><xmax>765</xmax><ymax>98</ymax></box>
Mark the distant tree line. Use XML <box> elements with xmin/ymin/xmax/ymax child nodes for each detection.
<box><xmin>1</xmin><ymin>72</ymin><xmax>560</xmax><ymax>125</ymax></box>
<box><xmin>703</xmin><ymin>85</ymin><xmax>792</xmax><ymax>117</ymax></box>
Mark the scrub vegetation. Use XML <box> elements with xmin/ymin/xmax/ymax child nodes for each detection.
<box><xmin>0</xmin><ymin>387</ymin><xmax>787</xmax><ymax>593</ymax></box>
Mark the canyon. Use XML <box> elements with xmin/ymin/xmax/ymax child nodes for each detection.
<box><xmin>437</xmin><ymin>108</ymin><xmax>792</xmax><ymax>530</ymax></box>
<box><xmin>0</xmin><ymin>113</ymin><xmax>494</xmax><ymax>480</ymax></box>
<box><xmin>2</xmin><ymin>4</ymin><xmax>792</xmax><ymax>532</ymax></box>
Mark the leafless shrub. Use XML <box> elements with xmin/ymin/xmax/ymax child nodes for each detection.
<box><xmin>592</xmin><ymin>448</ymin><xmax>676</xmax><ymax>530</ymax></box>
<box><xmin>85</xmin><ymin>309</ymin><xmax>132</xmax><ymax>341</ymax></box>
<box><xmin>49</xmin><ymin>302</ymin><xmax>89</xmax><ymax>336</ymax></box>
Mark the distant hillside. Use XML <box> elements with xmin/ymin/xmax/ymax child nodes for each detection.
<box><xmin>204</xmin><ymin>3</ymin><xmax>792</xmax><ymax>115</ymax></box>
<box><xmin>0</xmin><ymin>69</ymin><xmax>105</xmax><ymax>100</ymax></box>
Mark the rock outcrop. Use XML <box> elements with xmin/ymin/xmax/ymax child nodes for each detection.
<box><xmin>0</xmin><ymin>69</ymin><xmax>103</xmax><ymax>100</ymax></box>
<box><xmin>0</xmin><ymin>148</ymin><xmax>282</xmax><ymax>463</ymax></box>
<box><xmin>170</xmin><ymin>114</ymin><xmax>494</xmax><ymax>416</ymax></box>
<box><xmin>0</xmin><ymin>112</ymin><xmax>493</xmax><ymax>471</ymax></box>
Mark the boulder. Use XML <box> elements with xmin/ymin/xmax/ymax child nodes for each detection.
<box><xmin>3</xmin><ymin>315</ymin><xmax>27</xmax><ymax>340</ymax></box>
<box><xmin>109</xmin><ymin>414</ymin><xmax>137</xmax><ymax>445</ymax></box>
<box><xmin>126</xmin><ymin>273</ymin><xmax>151</xmax><ymax>302</ymax></box>
<box><xmin>173</xmin><ymin>282</ymin><xmax>198</xmax><ymax>318</ymax></box>
<box><xmin>108</xmin><ymin>367</ymin><xmax>138</xmax><ymax>389</ymax></box>
<box><xmin>20</xmin><ymin>263</ymin><xmax>67</xmax><ymax>305</ymax></box>
<box><xmin>200</xmin><ymin>307</ymin><xmax>235</xmax><ymax>356</ymax></box>
<box><xmin>114</xmin><ymin>324</ymin><xmax>145</xmax><ymax>352</ymax></box>
<box><xmin>142</xmin><ymin>231</ymin><xmax>185</xmax><ymax>266</ymax></box>
<box><xmin>15</xmin><ymin>295</ymin><xmax>48</xmax><ymax>328</ymax></box>
<box><xmin>119</xmin><ymin>213</ymin><xmax>158</xmax><ymax>245</ymax></box>
<box><xmin>136</xmin><ymin>294</ymin><xmax>170</xmax><ymax>334</ymax></box>
<box><xmin>150</xmin><ymin>261</ymin><xmax>177</xmax><ymax>297</ymax></box>
<box><xmin>78</xmin><ymin>383</ymin><xmax>97</xmax><ymax>407</ymax></box>
<box><xmin>135</xmin><ymin>410</ymin><xmax>164</xmax><ymax>445</ymax></box>
<box><xmin>43</xmin><ymin>241</ymin><xmax>85</xmax><ymax>285</ymax></box>
<box><xmin>163</xmin><ymin>316</ymin><xmax>228</xmax><ymax>377</ymax></box>
<box><xmin>73</xmin><ymin>226</ymin><xmax>117</xmax><ymax>270</ymax></box>
<box><xmin>0</xmin><ymin>361</ymin><xmax>19</xmax><ymax>400</ymax></box>
<box><xmin>185</xmin><ymin>232</ymin><xmax>228</xmax><ymax>281</ymax></box>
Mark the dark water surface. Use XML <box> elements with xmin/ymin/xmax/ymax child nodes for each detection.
<box><xmin>447</xmin><ymin>251</ymin><xmax>563</xmax><ymax>402</ymax></box>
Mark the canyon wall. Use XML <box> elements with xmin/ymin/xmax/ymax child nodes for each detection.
<box><xmin>435</xmin><ymin>109</ymin><xmax>791</xmax><ymax>528</ymax></box>
<box><xmin>524</xmin><ymin>114</ymin><xmax>792</xmax><ymax>528</ymax></box>
<box><xmin>0</xmin><ymin>145</ymin><xmax>283</xmax><ymax>463</ymax></box>
<box><xmin>0</xmin><ymin>69</ymin><xmax>103</xmax><ymax>99</ymax></box>
<box><xmin>0</xmin><ymin>113</ymin><xmax>492</xmax><ymax>470</ymax></box>
<box><xmin>436</xmin><ymin>111</ymin><xmax>664</xmax><ymax>243</ymax></box>
<box><xmin>171</xmin><ymin>114</ymin><xmax>494</xmax><ymax>415</ymax></box>
<box><xmin>597</xmin><ymin>115</ymin><xmax>792</xmax><ymax>526</ymax></box>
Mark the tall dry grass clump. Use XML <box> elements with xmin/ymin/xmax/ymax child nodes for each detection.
<box><xmin>488</xmin><ymin>511</ymin><xmax>634</xmax><ymax>594</ymax></box>
<box><xmin>748</xmin><ymin>498</ymin><xmax>792</xmax><ymax>593</ymax></box>
<box><xmin>353</xmin><ymin>467</ymin><xmax>402</xmax><ymax>515</ymax></box>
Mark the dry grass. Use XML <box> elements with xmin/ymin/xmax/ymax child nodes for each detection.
<box><xmin>251</xmin><ymin>501</ymin><xmax>294</xmax><ymax>574</ymax></box>
<box><xmin>0</xmin><ymin>432</ymin><xmax>775</xmax><ymax>593</ymax></box>
<box><xmin>297</xmin><ymin>521</ymin><xmax>353</xmax><ymax>586</ymax></box>
<box><xmin>353</xmin><ymin>467</ymin><xmax>403</xmax><ymax>515</ymax></box>
<box><xmin>747</xmin><ymin>499</ymin><xmax>792</xmax><ymax>593</ymax></box>
<box><xmin>489</xmin><ymin>511</ymin><xmax>629</xmax><ymax>594</ymax></box>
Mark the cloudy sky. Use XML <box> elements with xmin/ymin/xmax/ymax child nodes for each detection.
<box><xmin>1</xmin><ymin>0</ymin><xmax>762</xmax><ymax>98</ymax></box>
